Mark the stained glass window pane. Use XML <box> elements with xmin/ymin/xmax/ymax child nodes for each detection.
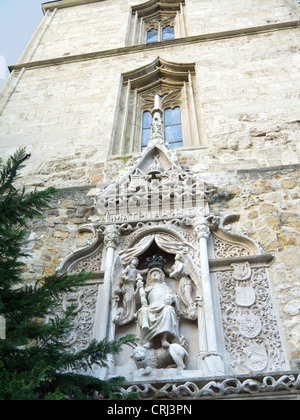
<box><xmin>164</xmin><ymin>107</ymin><xmax>183</xmax><ymax>147</ymax></box>
<box><xmin>162</xmin><ymin>25</ymin><xmax>175</xmax><ymax>41</ymax></box>
<box><xmin>142</xmin><ymin>111</ymin><xmax>152</xmax><ymax>150</ymax></box>
<box><xmin>143</xmin><ymin>111</ymin><xmax>153</xmax><ymax>129</ymax></box>
<box><xmin>147</xmin><ymin>28</ymin><xmax>158</xmax><ymax>43</ymax></box>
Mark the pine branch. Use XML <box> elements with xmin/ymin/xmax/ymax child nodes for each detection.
<box><xmin>55</xmin><ymin>335</ymin><xmax>137</xmax><ymax>372</ymax></box>
<box><xmin>0</xmin><ymin>149</ymin><xmax>138</xmax><ymax>400</ymax></box>
<box><xmin>0</xmin><ymin>148</ymin><xmax>30</xmax><ymax>195</ymax></box>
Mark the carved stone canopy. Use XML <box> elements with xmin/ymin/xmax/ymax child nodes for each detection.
<box><xmin>122</xmin><ymin>56</ymin><xmax>194</xmax><ymax>90</ymax></box>
<box><xmin>131</xmin><ymin>0</ymin><xmax>185</xmax><ymax>20</ymax></box>
<box><xmin>96</xmin><ymin>143</ymin><xmax>218</xmax><ymax>225</ymax></box>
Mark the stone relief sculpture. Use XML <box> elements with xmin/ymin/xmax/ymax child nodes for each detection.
<box><xmin>113</xmin><ymin>257</ymin><xmax>148</xmax><ymax>326</ymax></box>
<box><xmin>131</xmin><ymin>340</ymin><xmax>189</xmax><ymax>376</ymax></box>
<box><xmin>136</xmin><ymin>267</ymin><xmax>181</xmax><ymax>349</ymax></box>
<box><xmin>131</xmin><ymin>266</ymin><xmax>191</xmax><ymax>375</ymax></box>
<box><xmin>169</xmin><ymin>252</ymin><xmax>198</xmax><ymax>321</ymax></box>
<box><xmin>216</xmin><ymin>263</ymin><xmax>289</xmax><ymax>374</ymax></box>
<box><xmin>112</xmin><ymin>249</ymin><xmax>201</xmax><ymax>375</ymax></box>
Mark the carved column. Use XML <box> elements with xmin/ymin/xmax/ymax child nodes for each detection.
<box><xmin>94</xmin><ymin>225</ymin><xmax>120</xmax><ymax>342</ymax></box>
<box><xmin>193</xmin><ymin>215</ymin><xmax>225</xmax><ymax>376</ymax></box>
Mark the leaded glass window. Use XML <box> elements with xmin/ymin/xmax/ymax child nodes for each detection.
<box><xmin>147</xmin><ymin>28</ymin><xmax>159</xmax><ymax>43</ymax></box>
<box><xmin>141</xmin><ymin>107</ymin><xmax>183</xmax><ymax>150</ymax></box>
<box><xmin>146</xmin><ymin>25</ymin><xmax>175</xmax><ymax>43</ymax></box>
<box><xmin>142</xmin><ymin>111</ymin><xmax>152</xmax><ymax>150</ymax></box>
<box><xmin>162</xmin><ymin>25</ymin><xmax>175</xmax><ymax>41</ymax></box>
<box><xmin>164</xmin><ymin>107</ymin><xmax>183</xmax><ymax>148</ymax></box>
<box><xmin>128</xmin><ymin>2</ymin><xmax>186</xmax><ymax>47</ymax></box>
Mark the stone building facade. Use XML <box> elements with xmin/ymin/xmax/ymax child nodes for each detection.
<box><xmin>0</xmin><ymin>0</ymin><xmax>299</xmax><ymax>399</ymax></box>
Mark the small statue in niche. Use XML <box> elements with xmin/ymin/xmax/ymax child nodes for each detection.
<box><xmin>113</xmin><ymin>257</ymin><xmax>148</xmax><ymax>326</ymax></box>
<box><xmin>169</xmin><ymin>252</ymin><xmax>198</xmax><ymax>321</ymax></box>
<box><xmin>136</xmin><ymin>268</ymin><xmax>182</xmax><ymax>349</ymax></box>
<box><xmin>114</xmin><ymin>252</ymin><xmax>201</xmax><ymax>373</ymax></box>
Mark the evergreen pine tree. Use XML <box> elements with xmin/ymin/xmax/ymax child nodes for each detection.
<box><xmin>0</xmin><ymin>148</ymin><xmax>136</xmax><ymax>400</ymax></box>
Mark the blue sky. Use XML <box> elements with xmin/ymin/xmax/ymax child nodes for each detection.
<box><xmin>0</xmin><ymin>0</ymin><xmax>45</xmax><ymax>90</ymax></box>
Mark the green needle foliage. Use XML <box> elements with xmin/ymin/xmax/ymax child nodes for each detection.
<box><xmin>0</xmin><ymin>149</ymin><xmax>136</xmax><ymax>400</ymax></box>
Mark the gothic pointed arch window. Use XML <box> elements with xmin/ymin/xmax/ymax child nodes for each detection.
<box><xmin>145</xmin><ymin>23</ymin><xmax>175</xmax><ymax>44</ymax></box>
<box><xmin>126</xmin><ymin>0</ymin><xmax>186</xmax><ymax>46</ymax></box>
<box><xmin>141</xmin><ymin>104</ymin><xmax>183</xmax><ymax>151</ymax></box>
<box><xmin>110</xmin><ymin>58</ymin><xmax>205</xmax><ymax>156</ymax></box>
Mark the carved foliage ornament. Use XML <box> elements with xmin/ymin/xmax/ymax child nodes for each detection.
<box><xmin>69</xmin><ymin>247</ymin><xmax>103</xmax><ymax>274</ymax></box>
<box><xmin>102</xmin><ymin>225</ymin><xmax>121</xmax><ymax>249</ymax></box>
<box><xmin>96</xmin><ymin>154</ymin><xmax>217</xmax><ymax>222</ymax></box>
<box><xmin>48</xmin><ymin>284</ymin><xmax>99</xmax><ymax>371</ymax></box>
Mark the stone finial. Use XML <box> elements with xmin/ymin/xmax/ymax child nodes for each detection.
<box><xmin>148</xmin><ymin>94</ymin><xmax>166</xmax><ymax>147</ymax></box>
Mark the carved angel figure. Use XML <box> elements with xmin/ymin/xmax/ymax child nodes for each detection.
<box><xmin>113</xmin><ymin>257</ymin><xmax>148</xmax><ymax>326</ymax></box>
<box><xmin>170</xmin><ymin>252</ymin><xmax>200</xmax><ymax>320</ymax></box>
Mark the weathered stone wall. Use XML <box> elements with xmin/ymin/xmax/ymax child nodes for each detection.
<box><xmin>22</xmin><ymin>0</ymin><xmax>295</xmax><ymax>62</ymax></box>
<box><xmin>0</xmin><ymin>0</ymin><xmax>299</xmax><ymax>371</ymax></box>
<box><xmin>186</xmin><ymin>0</ymin><xmax>295</xmax><ymax>36</ymax></box>
<box><xmin>32</xmin><ymin>1</ymin><xmax>136</xmax><ymax>61</ymax></box>
<box><xmin>24</xmin><ymin>186</ymin><xmax>97</xmax><ymax>279</ymax></box>
<box><xmin>0</xmin><ymin>28</ymin><xmax>299</xmax><ymax>188</ymax></box>
<box><xmin>208</xmin><ymin>165</ymin><xmax>300</xmax><ymax>368</ymax></box>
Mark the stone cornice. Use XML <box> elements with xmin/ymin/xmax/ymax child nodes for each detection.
<box><xmin>42</xmin><ymin>0</ymin><xmax>105</xmax><ymax>14</ymax></box>
<box><xmin>209</xmin><ymin>254</ymin><xmax>274</xmax><ymax>271</ymax></box>
<box><xmin>9</xmin><ymin>20</ymin><xmax>298</xmax><ymax>73</ymax></box>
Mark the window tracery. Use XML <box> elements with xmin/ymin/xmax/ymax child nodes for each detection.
<box><xmin>142</xmin><ymin>105</ymin><xmax>183</xmax><ymax>150</ymax></box>
<box><xmin>110</xmin><ymin>57</ymin><xmax>203</xmax><ymax>156</ymax></box>
<box><xmin>126</xmin><ymin>0</ymin><xmax>186</xmax><ymax>46</ymax></box>
<box><xmin>146</xmin><ymin>22</ymin><xmax>175</xmax><ymax>43</ymax></box>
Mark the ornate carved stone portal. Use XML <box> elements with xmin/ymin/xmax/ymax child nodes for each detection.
<box><xmin>59</xmin><ymin>99</ymin><xmax>290</xmax><ymax>394</ymax></box>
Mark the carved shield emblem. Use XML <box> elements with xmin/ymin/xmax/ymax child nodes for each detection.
<box><xmin>236</xmin><ymin>285</ymin><xmax>256</xmax><ymax>307</ymax></box>
<box><xmin>231</xmin><ymin>262</ymin><xmax>252</xmax><ymax>281</ymax></box>
<box><xmin>239</xmin><ymin>313</ymin><xmax>261</xmax><ymax>338</ymax></box>
<box><xmin>245</xmin><ymin>345</ymin><xmax>268</xmax><ymax>372</ymax></box>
